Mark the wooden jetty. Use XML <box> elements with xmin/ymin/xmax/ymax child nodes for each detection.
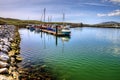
<box><xmin>28</xmin><ymin>25</ymin><xmax>71</xmax><ymax>36</ymax></box>
<box><xmin>41</xmin><ymin>29</ymin><xmax>70</xmax><ymax>36</ymax></box>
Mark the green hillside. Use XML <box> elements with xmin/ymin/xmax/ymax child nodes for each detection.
<box><xmin>0</xmin><ymin>17</ymin><xmax>83</xmax><ymax>28</ymax></box>
<box><xmin>0</xmin><ymin>17</ymin><xmax>43</xmax><ymax>27</ymax></box>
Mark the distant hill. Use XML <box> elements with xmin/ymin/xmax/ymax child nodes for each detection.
<box><xmin>99</xmin><ymin>21</ymin><xmax>120</xmax><ymax>25</ymax></box>
<box><xmin>92</xmin><ymin>21</ymin><xmax>120</xmax><ymax>28</ymax></box>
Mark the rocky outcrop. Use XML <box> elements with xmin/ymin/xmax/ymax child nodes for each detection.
<box><xmin>0</xmin><ymin>25</ymin><xmax>21</xmax><ymax>80</ymax></box>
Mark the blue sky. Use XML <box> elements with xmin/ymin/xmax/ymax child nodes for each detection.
<box><xmin>0</xmin><ymin>0</ymin><xmax>120</xmax><ymax>24</ymax></box>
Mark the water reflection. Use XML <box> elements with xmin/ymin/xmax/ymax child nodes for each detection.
<box><xmin>28</xmin><ymin>28</ymin><xmax>71</xmax><ymax>47</ymax></box>
<box><xmin>109</xmin><ymin>45</ymin><xmax>120</xmax><ymax>56</ymax></box>
<box><xmin>19</xmin><ymin>27</ymin><xmax>120</xmax><ymax>80</ymax></box>
<box><xmin>89</xmin><ymin>28</ymin><xmax>120</xmax><ymax>56</ymax></box>
<box><xmin>112</xmin><ymin>47</ymin><xmax>120</xmax><ymax>56</ymax></box>
<box><xmin>20</xmin><ymin>28</ymin><xmax>71</xmax><ymax>67</ymax></box>
<box><xmin>61</xmin><ymin>36</ymin><xmax>71</xmax><ymax>42</ymax></box>
<box><xmin>95</xmin><ymin>28</ymin><xmax>120</xmax><ymax>44</ymax></box>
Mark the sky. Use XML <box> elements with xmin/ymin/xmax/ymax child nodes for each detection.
<box><xmin>0</xmin><ymin>0</ymin><xmax>120</xmax><ymax>24</ymax></box>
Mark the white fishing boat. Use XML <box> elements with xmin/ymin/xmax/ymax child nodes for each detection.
<box><xmin>60</xmin><ymin>13</ymin><xmax>71</xmax><ymax>35</ymax></box>
<box><xmin>114</xmin><ymin>24</ymin><xmax>119</xmax><ymax>28</ymax></box>
<box><xmin>61</xmin><ymin>25</ymin><xmax>71</xmax><ymax>35</ymax></box>
<box><xmin>26</xmin><ymin>25</ymin><xmax>30</xmax><ymax>29</ymax></box>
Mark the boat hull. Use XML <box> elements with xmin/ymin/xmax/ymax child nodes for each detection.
<box><xmin>61</xmin><ymin>29</ymin><xmax>71</xmax><ymax>36</ymax></box>
<box><xmin>61</xmin><ymin>31</ymin><xmax>71</xmax><ymax>36</ymax></box>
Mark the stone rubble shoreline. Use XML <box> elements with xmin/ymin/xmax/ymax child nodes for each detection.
<box><xmin>0</xmin><ymin>25</ymin><xmax>22</xmax><ymax>80</ymax></box>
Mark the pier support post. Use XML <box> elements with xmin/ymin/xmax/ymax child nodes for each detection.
<box><xmin>56</xmin><ymin>26</ymin><xmax>58</xmax><ymax>35</ymax></box>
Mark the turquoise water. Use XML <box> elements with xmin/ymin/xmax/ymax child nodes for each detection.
<box><xmin>19</xmin><ymin>27</ymin><xmax>120</xmax><ymax>80</ymax></box>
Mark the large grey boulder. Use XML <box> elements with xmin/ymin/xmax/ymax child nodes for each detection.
<box><xmin>0</xmin><ymin>68</ymin><xmax>8</xmax><ymax>74</ymax></box>
<box><xmin>4</xmin><ymin>42</ymin><xmax>11</xmax><ymax>47</ymax></box>
<box><xmin>0</xmin><ymin>52</ymin><xmax>9</xmax><ymax>62</ymax></box>
<box><xmin>0</xmin><ymin>75</ymin><xmax>8</xmax><ymax>80</ymax></box>
<box><xmin>3</xmin><ymin>45</ymin><xmax>11</xmax><ymax>52</ymax></box>
<box><xmin>0</xmin><ymin>61</ymin><xmax>9</xmax><ymax>68</ymax></box>
<box><xmin>1</xmin><ymin>47</ymin><xmax>9</xmax><ymax>53</ymax></box>
<box><xmin>0</xmin><ymin>45</ymin><xmax>2</xmax><ymax>50</ymax></box>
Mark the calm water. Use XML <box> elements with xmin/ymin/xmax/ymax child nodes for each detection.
<box><xmin>19</xmin><ymin>27</ymin><xmax>120</xmax><ymax>80</ymax></box>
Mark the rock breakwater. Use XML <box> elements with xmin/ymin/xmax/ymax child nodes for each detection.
<box><xmin>0</xmin><ymin>25</ymin><xmax>21</xmax><ymax>80</ymax></box>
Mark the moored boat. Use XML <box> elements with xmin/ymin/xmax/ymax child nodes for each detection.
<box><xmin>29</xmin><ymin>25</ymin><xmax>35</xmax><ymax>31</ymax></box>
<box><xmin>61</xmin><ymin>25</ymin><xmax>71</xmax><ymax>36</ymax></box>
<box><xmin>35</xmin><ymin>28</ymin><xmax>41</xmax><ymax>33</ymax></box>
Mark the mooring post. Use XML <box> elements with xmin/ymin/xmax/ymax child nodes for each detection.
<box><xmin>56</xmin><ymin>25</ymin><xmax>58</xmax><ymax>35</ymax></box>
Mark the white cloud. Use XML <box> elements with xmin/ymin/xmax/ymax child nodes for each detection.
<box><xmin>97</xmin><ymin>14</ymin><xmax>107</xmax><ymax>17</ymax></box>
<box><xmin>109</xmin><ymin>0</ymin><xmax>120</xmax><ymax>3</ymax></box>
<box><xmin>82</xmin><ymin>3</ymin><xmax>112</xmax><ymax>7</ymax></box>
<box><xmin>103</xmin><ymin>0</ymin><xmax>120</xmax><ymax>4</ymax></box>
<box><xmin>97</xmin><ymin>9</ymin><xmax>120</xmax><ymax>17</ymax></box>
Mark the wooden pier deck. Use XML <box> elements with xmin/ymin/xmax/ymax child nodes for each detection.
<box><xmin>41</xmin><ymin>29</ymin><xmax>69</xmax><ymax>36</ymax></box>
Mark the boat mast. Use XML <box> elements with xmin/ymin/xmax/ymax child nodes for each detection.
<box><xmin>63</xmin><ymin>13</ymin><xmax>65</xmax><ymax>26</ymax></box>
<box><xmin>50</xmin><ymin>16</ymin><xmax>52</xmax><ymax>22</ymax></box>
<box><xmin>41</xmin><ymin>13</ymin><xmax>43</xmax><ymax>22</ymax></box>
<box><xmin>43</xmin><ymin>8</ymin><xmax>46</xmax><ymax>22</ymax></box>
<box><xmin>48</xmin><ymin>16</ymin><xmax>49</xmax><ymax>22</ymax></box>
<box><xmin>28</xmin><ymin>16</ymin><xmax>29</xmax><ymax>25</ymax></box>
<box><xmin>48</xmin><ymin>16</ymin><xmax>52</xmax><ymax>22</ymax></box>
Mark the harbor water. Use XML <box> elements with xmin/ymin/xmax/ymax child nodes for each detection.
<box><xmin>19</xmin><ymin>27</ymin><xmax>120</xmax><ymax>80</ymax></box>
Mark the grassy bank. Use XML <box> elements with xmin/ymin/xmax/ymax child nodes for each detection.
<box><xmin>0</xmin><ymin>17</ymin><xmax>43</xmax><ymax>28</ymax></box>
<box><xmin>0</xmin><ymin>17</ymin><xmax>83</xmax><ymax>28</ymax></box>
